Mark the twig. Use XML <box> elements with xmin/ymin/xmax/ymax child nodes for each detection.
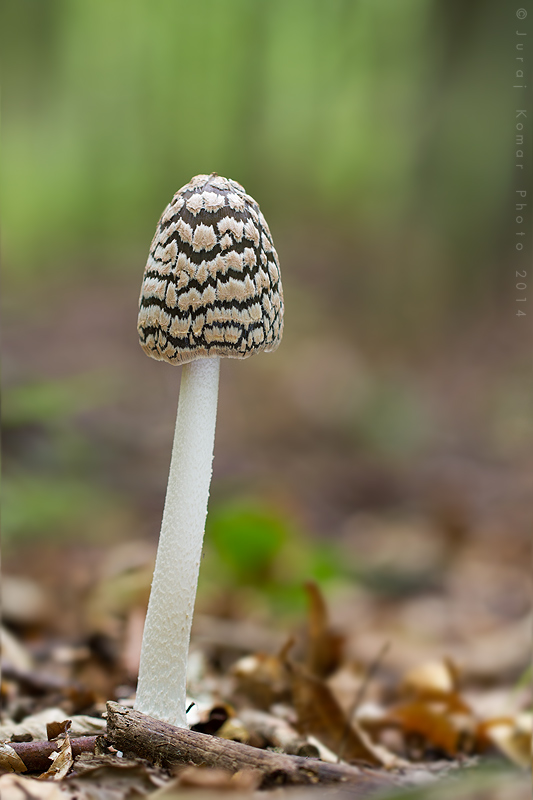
<box><xmin>8</xmin><ymin>736</ymin><xmax>97</xmax><ymax>773</ymax></box>
<box><xmin>105</xmin><ymin>702</ymin><xmax>399</xmax><ymax>792</ymax></box>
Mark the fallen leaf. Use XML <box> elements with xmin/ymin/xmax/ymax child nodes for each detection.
<box><xmin>0</xmin><ymin>711</ymin><xmax>106</xmax><ymax>742</ymax></box>
<box><xmin>216</xmin><ymin>718</ymin><xmax>250</xmax><ymax>743</ymax></box>
<box><xmin>327</xmin><ymin>664</ymin><xmax>371</xmax><ymax>715</ymax></box>
<box><xmin>0</xmin><ymin>773</ymin><xmax>64</xmax><ymax>799</ymax></box>
<box><xmin>286</xmin><ymin>659</ymin><xmax>395</xmax><ymax>766</ymax></box>
<box><xmin>387</xmin><ymin>699</ymin><xmax>474</xmax><ymax>757</ymax></box>
<box><xmin>152</xmin><ymin>766</ymin><xmax>261</xmax><ymax>795</ymax></box>
<box><xmin>0</xmin><ymin>742</ymin><xmax>28</xmax><ymax>773</ymax></box>
<box><xmin>478</xmin><ymin>713</ymin><xmax>532</xmax><ymax>768</ymax></box>
<box><xmin>401</xmin><ymin>659</ymin><xmax>458</xmax><ymax>700</ymax></box>
<box><xmin>46</xmin><ymin>719</ymin><xmax>72</xmax><ymax>741</ymax></box>
<box><xmin>305</xmin><ymin>734</ymin><xmax>343</xmax><ymax>763</ymax></box>
<box><xmin>231</xmin><ymin>650</ymin><xmax>290</xmax><ymax>709</ymax></box>
<box><xmin>2</xmin><ymin>576</ymin><xmax>50</xmax><ymax>628</ymax></box>
<box><xmin>388</xmin><ymin>660</ymin><xmax>474</xmax><ymax>759</ymax></box>
<box><xmin>304</xmin><ymin>581</ymin><xmax>345</xmax><ymax>678</ymax></box>
<box><xmin>65</xmin><ymin>757</ymin><xmax>167</xmax><ymax>798</ymax></box>
<box><xmin>36</xmin><ymin>735</ymin><xmax>72</xmax><ymax>781</ymax></box>
<box><xmin>239</xmin><ymin>708</ymin><xmax>309</xmax><ymax>753</ymax></box>
<box><xmin>0</xmin><ymin>625</ymin><xmax>34</xmax><ymax>672</ymax></box>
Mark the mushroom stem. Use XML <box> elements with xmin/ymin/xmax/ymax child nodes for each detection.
<box><xmin>134</xmin><ymin>356</ymin><xmax>221</xmax><ymax>728</ymax></box>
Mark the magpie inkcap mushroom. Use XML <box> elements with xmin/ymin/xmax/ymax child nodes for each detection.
<box><xmin>134</xmin><ymin>174</ymin><xmax>283</xmax><ymax>728</ymax></box>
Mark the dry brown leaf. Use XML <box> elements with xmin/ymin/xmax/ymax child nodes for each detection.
<box><xmin>0</xmin><ymin>774</ymin><xmax>64</xmax><ymax>799</ymax></box>
<box><xmin>36</xmin><ymin>735</ymin><xmax>73</xmax><ymax>781</ymax></box>
<box><xmin>0</xmin><ymin>742</ymin><xmax>28</xmax><ymax>773</ymax></box>
<box><xmin>231</xmin><ymin>651</ymin><xmax>291</xmax><ymax>709</ymax></box>
<box><xmin>401</xmin><ymin>659</ymin><xmax>458</xmax><ymax>700</ymax></box>
<box><xmin>154</xmin><ymin>766</ymin><xmax>261</xmax><ymax>794</ymax></box>
<box><xmin>2</xmin><ymin>576</ymin><xmax>50</xmax><ymax>628</ymax></box>
<box><xmin>46</xmin><ymin>719</ymin><xmax>72</xmax><ymax>741</ymax></box>
<box><xmin>304</xmin><ymin>581</ymin><xmax>345</xmax><ymax>678</ymax></box>
<box><xmin>305</xmin><ymin>735</ymin><xmax>343</xmax><ymax>763</ymax></box>
<box><xmin>387</xmin><ymin>699</ymin><xmax>474</xmax><ymax>757</ymax></box>
<box><xmin>0</xmin><ymin>710</ymin><xmax>106</xmax><ymax>743</ymax></box>
<box><xmin>286</xmin><ymin>659</ymin><xmax>394</xmax><ymax>766</ymax></box>
<box><xmin>0</xmin><ymin>625</ymin><xmax>34</xmax><ymax>672</ymax></box>
<box><xmin>326</xmin><ymin>664</ymin><xmax>371</xmax><ymax>715</ymax></box>
<box><xmin>239</xmin><ymin>708</ymin><xmax>309</xmax><ymax>753</ymax></box>
<box><xmin>65</xmin><ymin>756</ymin><xmax>167</xmax><ymax>798</ymax></box>
<box><xmin>216</xmin><ymin>718</ymin><xmax>250</xmax><ymax>743</ymax></box>
<box><xmin>478</xmin><ymin>713</ymin><xmax>532</xmax><ymax>768</ymax></box>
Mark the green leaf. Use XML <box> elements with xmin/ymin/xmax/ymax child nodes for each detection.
<box><xmin>207</xmin><ymin>500</ymin><xmax>288</xmax><ymax>584</ymax></box>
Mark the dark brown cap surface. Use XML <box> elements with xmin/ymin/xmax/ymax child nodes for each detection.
<box><xmin>138</xmin><ymin>174</ymin><xmax>284</xmax><ymax>365</ymax></box>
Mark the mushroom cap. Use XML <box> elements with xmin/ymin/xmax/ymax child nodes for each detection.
<box><xmin>138</xmin><ymin>174</ymin><xmax>284</xmax><ymax>365</ymax></box>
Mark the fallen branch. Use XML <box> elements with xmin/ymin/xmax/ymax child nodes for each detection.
<box><xmin>8</xmin><ymin>736</ymin><xmax>97</xmax><ymax>773</ymax></box>
<box><xmin>105</xmin><ymin>703</ymin><xmax>400</xmax><ymax>792</ymax></box>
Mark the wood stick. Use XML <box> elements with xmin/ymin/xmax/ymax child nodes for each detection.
<box><xmin>105</xmin><ymin>702</ymin><xmax>399</xmax><ymax>792</ymax></box>
<box><xmin>9</xmin><ymin>736</ymin><xmax>97</xmax><ymax>773</ymax></box>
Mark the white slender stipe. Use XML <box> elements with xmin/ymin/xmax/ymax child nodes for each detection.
<box><xmin>134</xmin><ymin>357</ymin><xmax>220</xmax><ymax>727</ymax></box>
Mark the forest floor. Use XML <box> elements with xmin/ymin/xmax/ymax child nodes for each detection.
<box><xmin>1</xmin><ymin>277</ymin><xmax>531</xmax><ymax>798</ymax></box>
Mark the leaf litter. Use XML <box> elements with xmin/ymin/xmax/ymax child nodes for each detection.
<box><xmin>1</xmin><ymin>541</ymin><xmax>530</xmax><ymax>800</ymax></box>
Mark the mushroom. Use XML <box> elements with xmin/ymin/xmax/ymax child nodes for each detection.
<box><xmin>135</xmin><ymin>174</ymin><xmax>284</xmax><ymax>727</ymax></box>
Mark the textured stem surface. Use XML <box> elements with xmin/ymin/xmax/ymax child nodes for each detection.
<box><xmin>135</xmin><ymin>357</ymin><xmax>220</xmax><ymax>727</ymax></box>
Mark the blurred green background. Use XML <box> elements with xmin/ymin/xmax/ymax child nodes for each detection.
<box><xmin>1</xmin><ymin>1</ymin><xmax>530</xmax><ymax>617</ymax></box>
<box><xmin>1</xmin><ymin>0</ymin><xmax>518</xmax><ymax>315</ymax></box>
